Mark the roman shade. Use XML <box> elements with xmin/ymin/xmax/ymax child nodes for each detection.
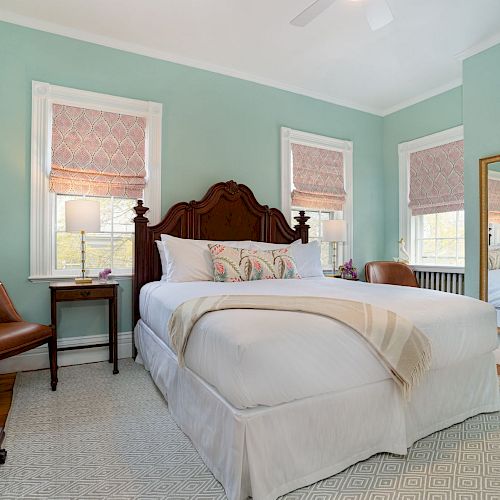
<box><xmin>488</xmin><ymin>177</ymin><xmax>500</xmax><ymax>224</ymax></box>
<box><xmin>50</xmin><ymin>104</ymin><xmax>146</xmax><ymax>198</ymax></box>
<box><xmin>291</xmin><ymin>143</ymin><xmax>345</xmax><ymax>211</ymax></box>
<box><xmin>408</xmin><ymin>139</ymin><xmax>464</xmax><ymax>216</ymax></box>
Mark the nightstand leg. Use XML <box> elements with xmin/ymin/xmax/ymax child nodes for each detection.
<box><xmin>111</xmin><ymin>295</ymin><xmax>118</xmax><ymax>374</ymax></box>
<box><xmin>50</xmin><ymin>290</ymin><xmax>58</xmax><ymax>390</ymax></box>
<box><xmin>48</xmin><ymin>329</ymin><xmax>58</xmax><ymax>391</ymax></box>
<box><xmin>108</xmin><ymin>298</ymin><xmax>113</xmax><ymax>364</ymax></box>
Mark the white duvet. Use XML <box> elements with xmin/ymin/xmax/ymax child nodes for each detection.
<box><xmin>139</xmin><ymin>277</ymin><xmax>497</xmax><ymax>409</ymax></box>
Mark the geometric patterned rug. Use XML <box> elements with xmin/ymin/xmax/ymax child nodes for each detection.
<box><xmin>0</xmin><ymin>359</ymin><xmax>499</xmax><ymax>499</ymax></box>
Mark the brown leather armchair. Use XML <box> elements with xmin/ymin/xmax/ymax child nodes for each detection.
<box><xmin>364</xmin><ymin>261</ymin><xmax>419</xmax><ymax>287</ymax></box>
<box><xmin>0</xmin><ymin>281</ymin><xmax>58</xmax><ymax>463</ymax></box>
<box><xmin>0</xmin><ymin>282</ymin><xmax>58</xmax><ymax>389</ymax></box>
<box><xmin>0</xmin><ymin>282</ymin><xmax>57</xmax><ymax>464</ymax></box>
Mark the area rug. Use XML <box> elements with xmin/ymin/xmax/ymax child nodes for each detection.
<box><xmin>0</xmin><ymin>360</ymin><xmax>499</xmax><ymax>499</ymax></box>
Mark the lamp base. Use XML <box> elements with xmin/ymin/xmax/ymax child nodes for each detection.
<box><xmin>75</xmin><ymin>277</ymin><xmax>93</xmax><ymax>284</ymax></box>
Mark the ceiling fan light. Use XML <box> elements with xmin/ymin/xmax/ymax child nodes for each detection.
<box><xmin>365</xmin><ymin>0</ymin><xmax>394</xmax><ymax>31</ymax></box>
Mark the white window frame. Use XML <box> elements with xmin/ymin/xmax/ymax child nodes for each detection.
<box><xmin>398</xmin><ymin>125</ymin><xmax>464</xmax><ymax>271</ymax></box>
<box><xmin>281</xmin><ymin>127</ymin><xmax>353</xmax><ymax>262</ymax></box>
<box><xmin>30</xmin><ymin>81</ymin><xmax>162</xmax><ymax>281</ymax></box>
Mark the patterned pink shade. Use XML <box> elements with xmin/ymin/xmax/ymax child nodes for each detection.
<box><xmin>291</xmin><ymin>143</ymin><xmax>345</xmax><ymax>211</ymax></box>
<box><xmin>488</xmin><ymin>178</ymin><xmax>500</xmax><ymax>223</ymax></box>
<box><xmin>409</xmin><ymin>139</ymin><xmax>464</xmax><ymax>216</ymax></box>
<box><xmin>50</xmin><ymin>104</ymin><xmax>146</xmax><ymax>198</ymax></box>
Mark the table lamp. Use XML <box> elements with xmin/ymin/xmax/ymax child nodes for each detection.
<box><xmin>322</xmin><ymin>219</ymin><xmax>347</xmax><ymax>276</ymax></box>
<box><xmin>65</xmin><ymin>199</ymin><xmax>100</xmax><ymax>284</ymax></box>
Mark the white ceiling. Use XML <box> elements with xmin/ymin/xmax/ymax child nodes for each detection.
<box><xmin>1</xmin><ymin>0</ymin><xmax>500</xmax><ymax>116</ymax></box>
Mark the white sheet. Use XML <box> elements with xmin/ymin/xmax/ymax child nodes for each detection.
<box><xmin>140</xmin><ymin>277</ymin><xmax>497</xmax><ymax>409</ymax></box>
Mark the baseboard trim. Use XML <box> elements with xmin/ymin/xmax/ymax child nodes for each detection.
<box><xmin>0</xmin><ymin>331</ymin><xmax>132</xmax><ymax>374</ymax></box>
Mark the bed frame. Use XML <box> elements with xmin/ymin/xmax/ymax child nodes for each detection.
<box><xmin>132</xmin><ymin>180</ymin><xmax>310</xmax><ymax>343</ymax></box>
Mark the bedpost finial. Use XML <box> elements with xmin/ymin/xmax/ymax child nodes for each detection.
<box><xmin>294</xmin><ymin>210</ymin><xmax>310</xmax><ymax>243</ymax></box>
<box><xmin>294</xmin><ymin>210</ymin><xmax>310</xmax><ymax>226</ymax></box>
<box><xmin>134</xmin><ymin>199</ymin><xmax>149</xmax><ymax>222</ymax></box>
<box><xmin>225</xmin><ymin>180</ymin><xmax>239</xmax><ymax>195</ymax></box>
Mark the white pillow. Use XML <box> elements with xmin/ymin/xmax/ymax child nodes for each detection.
<box><xmin>250</xmin><ymin>241</ymin><xmax>297</xmax><ymax>250</ymax></box>
<box><xmin>250</xmin><ymin>240</ymin><xmax>323</xmax><ymax>278</ymax></box>
<box><xmin>160</xmin><ymin>235</ymin><xmax>251</xmax><ymax>282</ymax></box>
<box><xmin>289</xmin><ymin>240</ymin><xmax>323</xmax><ymax>278</ymax></box>
<box><xmin>156</xmin><ymin>240</ymin><xmax>169</xmax><ymax>276</ymax></box>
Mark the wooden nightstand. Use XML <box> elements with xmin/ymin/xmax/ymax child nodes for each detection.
<box><xmin>49</xmin><ymin>281</ymin><xmax>119</xmax><ymax>374</ymax></box>
<box><xmin>324</xmin><ymin>274</ymin><xmax>360</xmax><ymax>281</ymax></box>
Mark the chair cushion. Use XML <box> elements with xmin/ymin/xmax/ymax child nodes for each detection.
<box><xmin>0</xmin><ymin>322</ymin><xmax>52</xmax><ymax>359</ymax></box>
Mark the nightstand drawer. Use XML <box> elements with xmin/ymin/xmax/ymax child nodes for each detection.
<box><xmin>54</xmin><ymin>288</ymin><xmax>114</xmax><ymax>301</ymax></box>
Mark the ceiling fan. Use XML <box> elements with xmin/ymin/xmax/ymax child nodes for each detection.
<box><xmin>290</xmin><ymin>0</ymin><xmax>394</xmax><ymax>31</ymax></box>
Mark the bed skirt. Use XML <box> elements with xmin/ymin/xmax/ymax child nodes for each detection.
<box><xmin>135</xmin><ymin>319</ymin><xmax>500</xmax><ymax>500</ymax></box>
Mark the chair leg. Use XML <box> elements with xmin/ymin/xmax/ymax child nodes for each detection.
<box><xmin>0</xmin><ymin>427</ymin><xmax>6</xmax><ymax>464</ymax></box>
<box><xmin>48</xmin><ymin>332</ymin><xmax>58</xmax><ymax>391</ymax></box>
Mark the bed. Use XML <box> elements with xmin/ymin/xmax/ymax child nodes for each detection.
<box><xmin>133</xmin><ymin>180</ymin><xmax>500</xmax><ymax>500</ymax></box>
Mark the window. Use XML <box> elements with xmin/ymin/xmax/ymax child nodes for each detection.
<box><xmin>281</xmin><ymin>128</ymin><xmax>353</xmax><ymax>270</ymax></box>
<box><xmin>412</xmin><ymin>211</ymin><xmax>464</xmax><ymax>266</ymax></box>
<box><xmin>55</xmin><ymin>195</ymin><xmax>136</xmax><ymax>272</ymax></box>
<box><xmin>30</xmin><ymin>82</ymin><xmax>162</xmax><ymax>279</ymax></box>
<box><xmin>399</xmin><ymin>126</ymin><xmax>464</xmax><ymax>268</ymax></box>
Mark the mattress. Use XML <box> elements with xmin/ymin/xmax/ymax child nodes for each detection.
<box><xmin>139</xmin><ymin>277</ymin><xmax>498</xmax><ymax>409</ymax></box>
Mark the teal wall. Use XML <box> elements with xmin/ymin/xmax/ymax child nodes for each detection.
<box><xmin>382</xmin><ymin>87</ymin><xmax>464</xmax><ymax>260</ymax></box>
<box><xmin>0</xmin><ymin>21</ymin><xmax>385</xmax><ymax>338</ymax></box>
<box><xmin>463</xmin><ymin>43</ymin><xmax>500</xmax><ymax>298</ymax></box>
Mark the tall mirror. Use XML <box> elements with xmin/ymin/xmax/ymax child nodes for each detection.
<box><xmin>479</xmin><ymin>156</ymin><xmax>500</xmax><ymax>321</ymax></box>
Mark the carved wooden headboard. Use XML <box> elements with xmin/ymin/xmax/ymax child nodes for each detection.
<box><xmin>132</xmin><ymin>180</ymin><xmax>310</xmax><ymax>330</ymax></box>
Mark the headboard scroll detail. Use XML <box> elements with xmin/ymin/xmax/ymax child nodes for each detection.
<box><xmin>132</xmin><ymin>180</ymin><xmax>310</xmax><ymax>338</ymax></box>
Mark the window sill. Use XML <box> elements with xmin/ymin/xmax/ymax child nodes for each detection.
<box><xmin>409</xmin><ymin>264</ymin><xmax>465</xmax><ymax>274</ymax></box>
<box><xmin>28</xmin><ymin>274</ymin><xmax>133</xmax><ymax>283</ymax></box>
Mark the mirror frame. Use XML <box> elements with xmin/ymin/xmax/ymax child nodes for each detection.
<box><xmin>479</xmin><ymin>154</ymin><xmax>500</xmax><ymax>301</ymax></box>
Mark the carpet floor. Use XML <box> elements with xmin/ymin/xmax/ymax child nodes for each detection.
<box><xmin>0</xmin><ymin>359</ymin><xmax>499</xmax><ymax>499</ymax></box>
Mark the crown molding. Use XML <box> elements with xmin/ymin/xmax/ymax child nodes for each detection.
<box><xmin>380</xmin><ymin>78</ymin><xmax>463</xmax><ymax>117</ymax></box>
<box><xmin>456</xmin><ymin>31</ymin><xmax>500</xmax><ymax>61</ymax></box>
<box><xmin>0</xmin><ymin>11</ymin><xmax>384</xmax><ymax>116</ymax></box>
<box><xmin>4</xmin><ymin>10</ymin><xmax>494</xmax><ymax>118</ymax></box>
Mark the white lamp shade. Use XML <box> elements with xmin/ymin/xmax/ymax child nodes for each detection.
<box><xmin>322</xmin><ymin>219</ymin><xmax>347</xmax><ymax>242</ymax></box>
<box><xmin>65</xmin><ymin>199</ymin><xmax>101</xmax><ymax>233</ymax></box>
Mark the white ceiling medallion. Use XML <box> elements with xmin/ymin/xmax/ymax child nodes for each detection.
<box><xmin>290</xmin><ymin>0</ymin><xmax>394</xmax><ymax>31</ymax></box>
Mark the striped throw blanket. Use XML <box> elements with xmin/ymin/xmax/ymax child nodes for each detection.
<box><xmin>168</xmin><ymin>295</ymin><xmax>432</xmax><ymax>399</ymax></box>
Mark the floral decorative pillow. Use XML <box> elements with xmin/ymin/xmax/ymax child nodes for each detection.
<box><xmin>208</xmin><ymin>244</ymin><xmax>300</xmax><ymax>282</ymax></box>
<box><xmin>208</xmin><ymin>244</ymin><xmax>247</xmax><ymax>282</ymax></box>
<box><xmin>270</xmin><ymin>248</ymin><xmax>301</xmax><ymax>280</ymax></box>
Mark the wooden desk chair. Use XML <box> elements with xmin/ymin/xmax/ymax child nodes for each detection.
<box><xmin>0</xmin><ymin>281</ymin><xmax>58</xmax><ymax>464</ymax></box>
<box><xmin>364</xmin><ymin>261</ymin><xmax>419</xmax><ymax>287</ymax></box>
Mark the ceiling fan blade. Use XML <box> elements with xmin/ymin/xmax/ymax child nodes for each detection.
<box><xmin>365</xmin><ymin>0</ymin><xmax>394</xmax><ymax>31</ymax></box>
<box><xmin>290</xmin><ymin>0</ymin><xmax>338</xmax><ymax>27</ymax></box>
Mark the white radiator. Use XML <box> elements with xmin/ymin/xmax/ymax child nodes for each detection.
<box><xmin>412</xmin><ymin>266</ymin><xmax>465</xmax><ymax>295</ymax></box>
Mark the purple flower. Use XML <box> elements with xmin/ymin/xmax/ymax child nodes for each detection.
<box><xmin>99</xmin><ymin>268</ymin><xmax>112</xmax><ymax>280</ymax></box>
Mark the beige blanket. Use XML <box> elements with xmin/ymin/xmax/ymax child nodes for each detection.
<box><xmin>168</xmin><ymin>295</ymin><xmax>432</xmax><ymax>399</ymax></box>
